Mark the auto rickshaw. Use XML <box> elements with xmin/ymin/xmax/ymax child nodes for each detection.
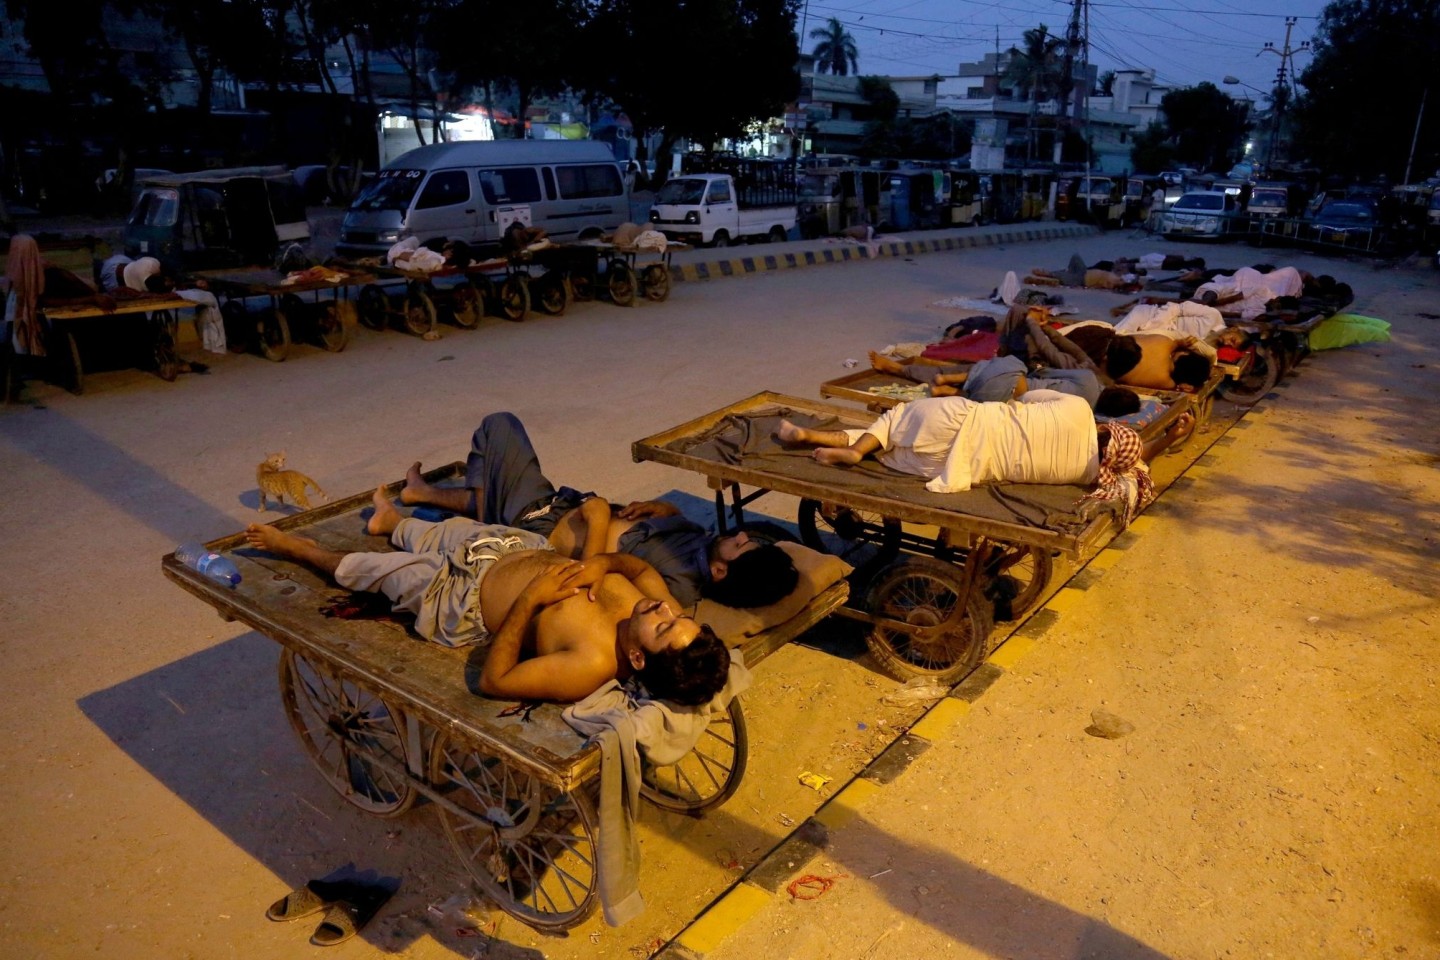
<box><xmin>124</xmin><ymin>166</ymin><xmax>310</xmax><ymax>272</ymax></box>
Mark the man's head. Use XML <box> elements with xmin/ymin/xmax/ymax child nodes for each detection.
<box><xmin>1172</xmin><ymin>351</ymin><xmax>1213</xmax><ymax>391</ymax></box>
<box><xmin>1095</xmin><ymin>386</ymin><xmax>1142</xmax><ymax>417</ymax></box>
<box><xmin>621</xmin><ymin>598</ymin><xmax>730</xmax><ymax>705</ymax></box>
<box><xmin>703</xmin><ymin>532</ymin><xmax>799</xmax><ymax>608</ymax></box>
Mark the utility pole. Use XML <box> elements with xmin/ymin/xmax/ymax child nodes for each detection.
<box><xmin>1257</xmin><ymin>16</ymin><xmax>1310</xmax><ymax>171</ymax></box>
<box><xmin>1054</xmin><ymin>0</ymin><xmax>1083</xmax><ymax>164</ymax></box>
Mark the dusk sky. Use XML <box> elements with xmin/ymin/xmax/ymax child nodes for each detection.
<box><xmin>798</xmin><ymin>0</ymin><xmax>1328</xmax><ymax>96</ymax></box>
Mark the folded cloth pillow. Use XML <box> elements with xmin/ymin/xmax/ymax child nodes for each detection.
<box><xmin>695</xmin><ymin>541</ymin><xmax>852</xmax><ymax>643</ymax></box>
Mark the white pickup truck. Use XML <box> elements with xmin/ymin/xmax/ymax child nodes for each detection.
<box><xmin>648</xmin><ymin>172</ymin><xmax>797</xmax><ymax>247</ymax></box>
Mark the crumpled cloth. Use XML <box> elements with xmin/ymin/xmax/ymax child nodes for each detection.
<box><xmin>562</xmin><ymin>650</ymin><xmax>752</xmax><ymax>926</ymax></box>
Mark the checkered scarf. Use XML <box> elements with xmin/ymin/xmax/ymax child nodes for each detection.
<box><xmin>1077</xmin><ymin>422</ymin><xmax>1155</xmax><ymax>526</ymax></box>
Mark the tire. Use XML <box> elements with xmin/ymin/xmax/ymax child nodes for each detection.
<box><xmin>498</xmin><ymin>276</ymin><xmax>530</xmax><ymax>322</ymax></box>
<box><xmin>59</xmin><ymin>329</ymin><xmax>84</xmax><ymax>394</ymax></box>
<box><xmin>356</xmin><ymin>284</ymin><xmax>388</xmax><ymax>330</ymax></box>
<box><xmin>569</xmin><ymin>271</ymin><xmax>595</xmax><ymax>302</ymax></box>
<box><xmin>221</xmin><ymin>300</ymin><xmax>251</xmax><ymax>353</ymax></box>
<box><xmin>448</xmin><ymin>281</ymin><xmax>482</xmax><ymax>329</ymax></box>
<box><xmin>607</xmin><ymin>261</ymin><xmax>637</xmax><ymax>307</ymax></box>
<box><xmin>863</xmin><ymin>555</ymin><xmax>994</xmax><ymax>684</ymax></box>
<box><xmin>314</xmin><ymin>301</ymin><xmax>348</xmax><ymax>352</ymax></box>
<box><xmin>257</xmin><ymin>307</ymin><xmax>290</xmax><ymax>362</ymax></box>
<box><xmin>536</xmin><ymin>274</ymin><xmax>570</xmax><ymax>316</ymax></box>
<box><xmin>152</xmin><ymin>309</ymin><xmax>182</xmax><ymax>379</ymax></box>
<box><xmin>403</xmin><ymin>282</ymin><xmax>437</xmax><ymax>336</ymax></box>
<box><xmin>1217</xmin><ymin>342</ymin><xmax>1279</xmax><ymax>404</ymax></box>
<box><xmin>640</xmin><ymin>697</ymin><xmax>747</xmax><ymax>815</ymax></box>
<box><xmin>710</xmin><ymin>230</ymin><xmax>730</xmax><ymax>248</ymax></box>
<box><xmin>429</xmin><ymin>734</ymin><xmax>598</xmax><ymax>930</ymax></box>
<box><xmin>797</xmin><ymin>498</ymin><xmax>902</xmax><ymax>564</ymax></box>
<box><xmin>641</xmin><ymin>264</ymin><xmax>670</xmax><ymax>302</ymax></box>
<box><xmin>278</xmin><ymin>649</ymin><xmax>416</xmax><ymax>817</ymax></box>
<box><xmin>768</xmin><ymin>225</ymin><xmax>787</xmax><ymax>243</ymax></box>
<box><xmin>983</xmin><ymin>543</ymin><xmax>1053</xmax><ymax>620</ymax></box>
<box><xmin>276</xmin><ymin>293</ymin><xmax>308</xmax><ymax>347</ymax></box>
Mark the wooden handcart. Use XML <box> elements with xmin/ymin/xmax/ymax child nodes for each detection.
<box><xmin>634</xmin><ymin>392</ymin><xmax>1127</xmax><ymax>685</ymax></box>
<box><xmin>192</xmin><ymin>267</ymin><xmax>370</xmax><ymax>361</ymax></box>
<box><xmin>361</xmin><ymin>258</ymin><xmax>533</xmax><ymax>332</ymax></box>
<box><xmin>35</xmin><ymin>295</ymin><xmax>198</xmax><ymax>393</ymax></box>
<box><xmin>161</xmin><ymin>463</ymin><xmax>848</xmax><ymax>931</ymax></box>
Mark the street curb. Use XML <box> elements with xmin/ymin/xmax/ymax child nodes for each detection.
<box><xmin>670</xmin><ymin>224</ymin><xmax>1100</xmax><ymax>284</ymax></box>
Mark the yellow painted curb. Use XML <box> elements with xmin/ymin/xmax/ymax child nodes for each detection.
<box><xmin>813</xmin><ymin>778</ymin><xmax>882</xmax><ymax>830</ymax></box>
<box><xmin>1126</xmin><ymin>515</ymin><xmax>1158</xmax><ymax>535</ymax></box>
<box><xmin>675</xmin><ymin>882</ymin><xmax>773</xmax><ymax>954</ymax></box>
<box><xmin>907</xmin><ymin>695</ymin><xmax>971</xmax><ymax>741</ymax></box>
<box><xmin>986</xmin><ymin>632</ymin><xmax>1036</xmax><ymax>670</ymax></box>
<box><xmin>1043</xmin><ymin>586</ymin><xmax>1088</xmax><ymax>614</ymax></box>
<box><xmin>1086</xmin><ymin>549</ymin><xmax>1126</xmax><ymax>571</ymax></box>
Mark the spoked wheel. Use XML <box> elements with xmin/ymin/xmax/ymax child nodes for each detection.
<box><xmin>607</xmin><ymin>260</ymin><xmax>637</xmax><ymax>307</ymax></box>
<box><xmin>569</xmin><ymin>271</ymin><xmax>595</xmax><ymax>302</ymax></box>
<box><xmin>152</xmin><ymin>309</ymin><xmax>181</xmax><ymax>380</ymax></box>
<box><xmin>221</xmin><ymin>300</ymin><xmax>251</xmax><ymax>353</ymax></box>
<box><xmin>403</xmin><ymin>282</ymin><xmax>438</xmax><ymax>337</ymax></box>
<box><xmin>429</xmin><ymin>734</ymin><xmax>598</xmax><ymax>931</ymax></box>
<box><xmin>276</xmin><ymin>293</ymin><xmax>309</xmax><ymax>347</ymax></box>
<box><xmin>641</xmin><ymin>264</ymin><xmax>670</xmax><ymax>302</ymax></box>
<box><xmin>640</xmin><ymin>697</ymin><xmax>748</xmax><ymax>816</ymax></box>
<box><xmin>257</xmin><ymin>307</ymin><xmax>291</xmax><ymax>362</ymax></box>
<box><xmin>277</xmin><ymin>649</ymin><xmax>416</xmax><ymax>817</ymax></box>
<box><xmin>63</xmin><ymin>329</ymin><xmax>84</xmax><ymax>394</ymax></box>
<box><xmin>863</xmin><ymin>555</ymin><xmax>995</xmax><ymax>684</ymax></box>
<box><xmin>357</xmin><ymin>284</ymin><xmax>388</xmax><ymax>331</ymax></box>
<box><xmin>798</xmin><ymin>498</ymin><xmax>902</xmax><ymax>564</ymax></box>
<box><xmin>535</xmin><ymin>274</ymin><xmax>570</xmax><ymax>316</ymax></box>
<box><xmin>449</xmin><ymin>281</ymin><xmax>482</xmax><ymax>329</ymax></box>
<box><xmin>497</xmin><ymin>276</ymin><xmax>530</xmax><ymax>322</ymax></box>
<box><xmin>313</xmin><ymin>301</ymin><xmax>348</xmax><ymax>351</ymax></box>
<box><xmin>981</xmin><ymin>543</ymin><xmax>1053</xmax><ymax>620</ymax></box>
<box><xmin>1217</xmin><ymin>342</ymin><xmax>1279</xmax><ymax>405</ymax></box>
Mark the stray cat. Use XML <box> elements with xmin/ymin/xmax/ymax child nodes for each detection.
<box><xmin>256</xmin><ymin>452</ymin><xmax>327</xmax><ymax>512</ymax></box>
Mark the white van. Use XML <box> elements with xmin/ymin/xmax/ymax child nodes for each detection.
<box><xmin>336</xmin><ymin>140</ymin><xmax>629</xmax><ymax>257</ymax></box>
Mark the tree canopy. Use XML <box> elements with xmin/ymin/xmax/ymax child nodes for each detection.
<box><xmin>1158</xmin><ymin>83</ymin><xmax>1250</xmax><ymax>173</ymax></box>
<box><xmin>1002</xmin><ymin>25</ymin><xmax>1064</xmax><ymax>161</ymax></box>
<box><xmin>809</xmin><ymin>16</ymin><xmax>858</xmax><ymax>76</ymax></box>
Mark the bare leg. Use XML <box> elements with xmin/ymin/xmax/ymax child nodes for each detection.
<box><xmin>368</xmin><ymin>485</ymin><xmax>403</xmax><ymax>536</ymax></box>
<box><xmin>932</xmin><ymin>371</ymin><xmax>969</xmax><ymax>388</ymax></box>
<box><xmin>869</xmin><ymin>351</ymin><xmax>909</xmax><ymax>375</ymax></box>
<box><xmin>775</xmin><ymin>419</ymin><xmax>852</xmax><ymax>448</ymax></box>
<box><xmin>244</xmin><ymin>524</ymin><xmax>347</xmax><ymax>576</ymax></box>
<box><xmin>815</xmin><ymin>433</ymin><xmax>882</xmax><ymax>466</ymax></box>
<box><xmin>400</xmin><ymin>461</ymin><xmax>475</xmax><ymax>514</ymax></box>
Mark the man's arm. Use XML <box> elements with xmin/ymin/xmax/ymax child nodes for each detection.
<box><xmin>478</xmin><ymin>562</ymin><xmax>612</xmax><ymax>702</ymax></box>
<box><xmin>576</xmin><ymin>496</ymin><xmax>612</xmax><ymax>560</ymax></box>
<box><xmin>569</xmin><ymin>552</ymin><xmax>681</xmax><ymax>609</ymax></box>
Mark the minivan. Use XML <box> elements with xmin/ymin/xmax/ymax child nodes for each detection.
<box><xmin>336</xmin><ymin>140</ymin><xmax>629</xmax><ymax>258</ymax></box>
<box><xmin>1161</xmin><ymin>190</ymin><xmax>1241</xmax><ymax>240</ymax></box>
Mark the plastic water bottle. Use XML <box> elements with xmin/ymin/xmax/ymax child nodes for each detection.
<box><xmin>174</xmin><ymin>542</ymin><xmax>242</xmax><ymax>588</ymax></box>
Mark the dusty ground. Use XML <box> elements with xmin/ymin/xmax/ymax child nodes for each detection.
<box><xmin>1</xmin><ymin>228</ymin><xmax>1436</xmax><ymax>960</ymax></box>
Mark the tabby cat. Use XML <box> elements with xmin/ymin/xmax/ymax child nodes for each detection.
<box><xmin>256</xmin><ymin>452</ymin><xmax>327</xmax><ymax>511</ymax></box>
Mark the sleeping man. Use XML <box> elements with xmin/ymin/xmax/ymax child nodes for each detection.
<box><xmin>243</xmin><ymin>489</ymin><xmax>731</xmax><ymax>705</ymax></box>
<box><xmin>777</xmin><ymin>391</ymin><xmax>1193</xmax><ymax>525</ymax></box>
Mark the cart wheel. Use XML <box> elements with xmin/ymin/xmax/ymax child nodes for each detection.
<box><xmin>498</xmin><ymin>276</ymin><xmax>530</xmax><ymax>322</ymax></box>
<box><xmin>429</xmin><ymin>734</ymin><xmax>598</xmax><ymax>930</ymax></box>
<box><xmin>277</xmin><ymin>292</ymin><xmax>308</xmax><ymax>345</ymax></box>
<box><xmin>357</xmin><ymin>284</ymin><xmax>388</xmax><ymax>330</ymax></box>
<box><xmin>983</xmin><ymin>543</ymin><xmax>1053</xmax><ymax>620</ymax></box>
<box><xmin>797</xmin><ymin>498</ymin><xmax>901</xmax><ymax>563</ymax></box>
<box><xmin>277</xmin><ymin>649</ymin><xmax>416</xmax><ymax>817</ymax></box>
<box><xmin>404</xmin><ymin>282</ymin><xmax>438</xmax><ymax>337</ymax></box>
<box><xmin>863</xmin><ymin>555</ymin><xmax>995</xmax><ymax>684</ymax></box>
<box><xmin>535</xmin><ymin>274</ymin><xmax>570</xmax><ymax>316</ymax></box>
<box><xmin>1</xmin><ymin>344</ymin><xmax>16</xmax><ymax>405</ymax></box>
<box><xmin>153</xmin><ymin>309</ymin><xmax>181</xmax><ymax>381</ymax></box>
<box><xmin>221</xmin><ymin>300</ymin><xmax>251</xmax><ymax>353</ymax></box>
<box><xmin>607</xmin><ymin>261</ymin><xmax>637</xmax><ymax>307</ymax></box>
<box><xmin>63</xmin><ymin>329</ymin><xmax>85</xmax><ymax>394</ymax></box>
<box><xmin>640</xmin><ymin>697</ymin><xmax>748</xmax><ymax>816</ymax></box>
<box><xmin>1217</xmin><ymin>342</ymin><xmax>1279</xmax><ymax>405</ymax></box>
<box><xmin>314</xmin><ymin>301</ymin><xmax>348</xmax><ymax>352</ymax></box>
<box><xmin>569</xmin><ymin>272</ymin><xmax>595</xmax><ymax>302</ymax></box>
<box><xmin>449</xmin><ymin>281</ymin><xmax>482</xmax><ymax>329</ymax></box>
<box><xmin>641</xmin><ymin>264</ymin><xmax>670</xmax><ymax>302</ymax></box>
<box><xmin>257</xmin><ymin>307</ymin><xmax>290</xmax><ymax>362</ymax></box>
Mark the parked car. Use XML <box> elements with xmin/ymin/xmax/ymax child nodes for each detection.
<box><xmin>1298</xmin><ymin>198</ymin><xmax>1384</xmax><ymax>251</ymax></box>
<box><xmin>1160</xmin><ymin>190</ymin><xmax>1242</xmax><ymax>240</ymax></box>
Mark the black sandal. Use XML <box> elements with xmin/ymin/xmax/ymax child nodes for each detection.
<box><xmin>310</xmin><ymin>884</ymin><xmax>394</xmax><ymax>946</ymax></box>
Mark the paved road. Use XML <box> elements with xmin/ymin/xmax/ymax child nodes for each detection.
<box><xmin>1</xmin><ymin>234</ymin><xmax>1434</xmax><ymax>959</ymax></box>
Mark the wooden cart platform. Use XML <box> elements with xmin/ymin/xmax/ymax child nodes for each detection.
<box><xmin>37</xmin><ymin>295</ymin><xmax>197</xmax><ymax>392</ymax></box>
<box><xmin>192</xmin><ymin>266</ymin><xmax>374</xmax><ymax>359</ymax></box>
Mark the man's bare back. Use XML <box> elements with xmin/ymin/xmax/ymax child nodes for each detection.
<box><xmin>1119</xmin><ymin>334</ymin><xmax>1181</xmax><ymax>390</ymax></box>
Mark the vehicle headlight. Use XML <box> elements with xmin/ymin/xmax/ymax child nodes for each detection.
<box><xmin>379</xmin><ymin>230</ymin><xmax>401</xmax><ymax>242</ymax></box>
<box><xmin>1202</xmin><ymin>218</ymin><xmax>1218</xmax><ymax>230</ymax></box>
<box><xmin>648</xmin><ymin>210</ymin><xmax>659</xmax><ymax>222</ymax></box>
<box><xmin>684</xmin><ymin>211</ymin><xmax>700</xmax><ymax>225</ymax></box>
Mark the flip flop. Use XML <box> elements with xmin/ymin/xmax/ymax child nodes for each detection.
<box><xmin>266</xmin><ymin>881</ymin><xmax>333</xmax><ymax>922</ymax></box>
<box><xmin>310</xmin><ymin>885</ymin><xmax>394</xmax><ymax>947</ymax></box>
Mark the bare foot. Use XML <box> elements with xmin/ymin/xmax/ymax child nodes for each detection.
<box><xmin>244</xmin><ymin>523</ymin><xmax>315</xmax><ymax>559</ymax></box>
<box><xmin>869</xmin><ymin>351</ymin><xmax>906</xmax><ymax>375</ymax></box>
<box><xmin>399</xmin><ymin>461</ymin><xmax>431</xmax><ymax>505</ymax></box>
<box><xmin>815</xmin><ymin>447</ymin><xmax>863</xmax><ymax>466</ymax></box>
<box><xmin>931</xmin><ymin>383</ymin><xmax>959</xmax><ymax>397</ymax></box>
<box><xmin>368</xmin><ymin>485</ymin><xmax>403</xmax><ymax>536</ymax></box>
<box><xmin>774</xmin><ymin>419</ymin><xmax>807</xmax><ymax>444</ymax></box>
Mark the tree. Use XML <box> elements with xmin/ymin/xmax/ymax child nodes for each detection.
<box><xmin>1130</xmin><ymin>121</ymin><xmax>1177</xmax><ymax>173</ymax></box>
<box><xmin>1002</xmin><ymin>25</ymin><xmax>1064</xmax><ymax>162</ymax></box>
<box><xmin>809</xmin><ymin>16</ymin><xmax>857</xmax><ymax>76</ymax></box>
<box><xmin>139</xmin><ymin>0</ymin><xmax>276</xmax><ymax>115</ymax></box>
<box><xmin>1295</xmin><ymin>0</ymin><xmax>1439</xmax><ymax>180</ymax></box>
<box><xmin>1159</xmin><ymin>83</ymin><xmax>1249</xmax><ymax>173</ymax></box>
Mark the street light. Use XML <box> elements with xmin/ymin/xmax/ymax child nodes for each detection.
<box><xmin>1223</xmin><ymin>75</ymin><xmax>1277</xmax><ymax>174</ymax></box>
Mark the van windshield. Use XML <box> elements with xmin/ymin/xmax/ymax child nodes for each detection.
<box><xmin>129</xmin><ymin>188</ymin><xmax>180</xmax><ymax>227</ymax></box>
<box><xmin>350</xmin><ymin>170</ymin><xmax>424</xmax><ymax>212</ymax></box>
<box><xmin>655</xmin><ymin>178</ymin><xmax>707</xmax><ymax>205</ymax></box>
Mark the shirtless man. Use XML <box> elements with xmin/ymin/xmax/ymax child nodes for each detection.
<box><xmin>400</xmin><ymin>412</ymin><xmax>798</xmax><ymax>609</ymax></box>
<box><xmin>243</xmin><ymin>490</ymin><xmax>730</xmax><ymax>705</ymax></box>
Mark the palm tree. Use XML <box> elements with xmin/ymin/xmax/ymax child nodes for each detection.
<box><xmin>810</xmin><ymin>17</ymin><xmax>859</xmax><ymax>77</ymax></box>
<box><xmin>1002</xmin><ymin>25</ymin><xmax>1065</xmax><ymax>161</ymax></box>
